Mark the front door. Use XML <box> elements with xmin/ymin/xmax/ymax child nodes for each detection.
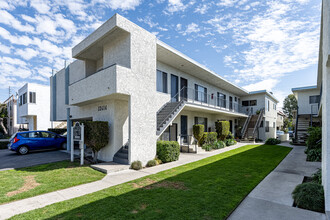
<box><xmin>180</xmin><ymin>77</ymin><xmax>188</xmax><ymax>101</ymax></box>
<box><xmin>171</xmin><ymin>75</ymin><xmax>179</xmax><ymax>102</ymax></box>
<box><xmin>229</xmin><ymin>120</ymin><xmax>233</xmax><ymax>134</ymax></box>
<box><xmin>169</xmin><ymin>123</ymin><xmax>177</xmax><ymax>141</ymax></box>
<box><xmin>229</xmin><ymin>96</ymin><xmax>233</xmax><ymax>110</ymax></box>
<box><xmin>181</xmin><ymin>115</ymin><xmax>188</xmax><ymax>143</ymax></box>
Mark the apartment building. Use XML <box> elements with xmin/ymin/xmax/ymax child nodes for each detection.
<box><xmin>276</xmin><ymin>111</ymin><xmax>286</xmax><ymax>131</ymax></box>
<box><xmin>17</xmin><ymin>83</ymin><xmax>54</xmax><ymax>131</ymax></box>
<box><xmin>3</xmin><ymin>95</ymin><xmax>20</xmax><ymax>135</ymax></box>
<box><xmin>50</xmin><ymin>14</ymin><xmax>278</xmax><ymax>165</ymax></box>
<box><xmin>291</xmin><ymin>86</ymin><xmax>321</xmax><ymax>144</ymax></box>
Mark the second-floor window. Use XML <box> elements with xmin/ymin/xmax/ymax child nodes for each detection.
<box><xmin>242</xmin><ymin>100</ymin><xmax>257</xmax><ymax>106</ymax></box>
<box><xmin>29</xmin><ymin>92</ymin><xmax>36</xmax><ymax>103</ymax></box>
<box><xmin>156</xmin><ymin>70</ymin><xmax>168</xmax><ymax>93</ymax></box>
<box><xmin>309</xmin><ymin>95</ymin><xmax>320</xmax><ymax>104</ymax></box>
<box><xmin>19</xmin><ymin>96</ymin><xmax>22</xmax><ymax>106</ymax></box>
<box><xmin>195</xmin><ymin>84</ymin><xmax>207</xmax><ymax>103</ymax></box>
<box><xmin>217</xmin><ymin>92</ymin><xmax>226</xmax><ymax>108</ymax></box>
<box><xmin>22</xmin><ymin>93</ymin><xmax>27</xmax><ymax>105</ymax></box>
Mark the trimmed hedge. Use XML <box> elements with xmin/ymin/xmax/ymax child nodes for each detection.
<box><xmin>157</xmin><ymin>141</ymin><xmax>180</xmax><ymax>163</ymax></box>
<box><xmin>225</xmin><ymin>139</ymin><xmax>237</xmax><ymax>146</ymax></box>
<box><xmin>265</xmin><ymin>138</ymin><xmax>281</xmax><ymax>145</ymax></box>
<box><xmin>201</xmin><ymin>132</ymin><xmax>217</xmax><ymax>145</ymax></box>
<box><xmin>215</xmin><ymin>120</ymin><xmax>230</xmax><ymax>140</ymax></box>
<box><xmin>292</xmin><ymin>182</ymin><xmax>324</xmax><ymax>212</ymax></box>
<box><xmin>193</xmin><ymin>124</ymin><xmax>204</xmax><ymax>146</ymax></box>
<box><xmin>0</xmin><ymin>141</ymin><xmax>9</xmax><ymax>150</ymax></box>
<box><xmin>48</xmin><ymin>128</ymin><xmax>67</xmax><ymax>135</ymax></box>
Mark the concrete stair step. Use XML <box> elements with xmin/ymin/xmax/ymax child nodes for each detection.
<box><xmin>113</xmin><ymin>157</ymin><xmax>129</xmax><ymax>165</ymax></box>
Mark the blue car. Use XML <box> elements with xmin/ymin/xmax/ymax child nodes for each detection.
<box><xmin>8</xmin><ymin>131</ymin><xmax>67</xmax><ymax>155</ymax></box>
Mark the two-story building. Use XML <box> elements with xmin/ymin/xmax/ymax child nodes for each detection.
<box><xmin>50</xmin><ymin>14</ymin><xmax>278</xmax><ymax>165</ymax></box>
<box><xmin>17</xmin><ymin>83</ymin><xmax>55</xmax><ymax>131</ymax></box>
<box><xmin>3</xmin><ymin>95</ymin><xmax>20</xmax><ymax>135</ymax></box>
<box><xmin>291</xmin><ymin>85</ymin><xmax>321</xmax><ymax>144</ymax></box>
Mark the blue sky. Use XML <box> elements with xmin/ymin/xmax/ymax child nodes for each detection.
<box><xmin>0</xmin><ymin>0</ymin><xmax>321</xmax><ymax>107</ymax></box>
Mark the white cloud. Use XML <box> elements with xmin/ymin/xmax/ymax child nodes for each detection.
<box><xmin>194</xmin><ymin>4</ymin><xmax>209</xmax><ymax>14</ymax></box>
<box><xmin>30</xmin><ymin>0</ymin><xmax>51</xmax><ymax>14</ymax></box>
<box><xmin>183</xmin><ymin>23</ymin><xmax>200</xmax><ymax>35</ymax></box>
<box><xmin>0</xmin><ymin>43</ymin><xmax>11</xmax><ymax>54</ymax></box>
<box><xmin>243</xmin><ymin>78</ymin><xmax>279</xmax><ymax>92</ymax></box>
<box><xmin>93</xmin><ymin>0</ymin><xmax>142</xmax><ymax>10</ymax></box>
<box><xmin>138</xmin><ymin>16</ymin><xmax>159</xmax><ymax>28</ymax></box>
<box><xmin>16</xmin><ymin>48</ymin><xmax>39</xmax><ymax>60</ymax></box>
<box><xmin>0</xmin><ymin>10</ymin><xmax>34</xmax><ymax>32</ymax></box>
<box><xmin>166</xmin><ymin>0</ymin><xmax>195</xmax><ymax>13</ymax></box>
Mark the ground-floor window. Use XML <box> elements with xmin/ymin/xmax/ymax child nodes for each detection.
<box><xmin>265</xmin><ymin>121</ymin><xmax>269</xmax><ymax>132</ymax></box>
<box><xmin>194</xmin><ymin>117</ymin><xmax>207</xmax><ymax>132</ymax></box>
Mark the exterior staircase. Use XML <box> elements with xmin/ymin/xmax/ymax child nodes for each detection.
<box><xmin>156</xmin><ymin>100</ymin><xmax>186</xmax><ymax>136</ymax></box>
<box><xmin>241</xmin><ymin>109</ymin><xmax>264</xmax><ymax>141</ymax></box>
<box><xmin>295</xmin><ymin>115</ymin><xmax>311</xmax><ymax>145</ymax></box>
<box><xmin>113</xmin><ymin>142</ymin><xmax>129</xmax><ymax>164</ymax></box>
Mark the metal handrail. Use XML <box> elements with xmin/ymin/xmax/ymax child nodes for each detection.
<box><xmin>252</xmin><ymin>108</ymin><xmax>264</xmax><ymax>137</ymax></box>
<box><xmin>241</xmin><ymin>108</ymin><xmax>253</xmax><ymax>138</ymax></box>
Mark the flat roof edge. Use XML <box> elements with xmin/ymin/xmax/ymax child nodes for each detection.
<box><xmin>291</xmin><ymin>85</ymin><xmax>318</xmax><ymax>92</ymax></box>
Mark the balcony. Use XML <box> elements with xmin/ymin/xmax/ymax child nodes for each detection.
<box><xmin>173</xmin><ymin>87</ymin><xmax>248</xmax><ymax>117</ymax></box>
<box><xmin>69</xmin><ymin>64</ymin><xmax>131</xmax><ymax>106</ymax></box>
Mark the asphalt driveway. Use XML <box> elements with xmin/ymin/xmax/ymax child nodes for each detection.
<box><xmin>0</xmin><ymin>149</ymin><xmax>70</xmax><ymax>171</ymax></box>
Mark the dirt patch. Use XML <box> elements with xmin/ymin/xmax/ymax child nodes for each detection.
<box><xmin>130</xmin><ymin>178</ymin><xmax>157</xmax><ymax>188</ymax></box>
<box><xmin>6</xmin><ymin>176</ymin><xmax>40</xmax><ymax>197</ymax></box>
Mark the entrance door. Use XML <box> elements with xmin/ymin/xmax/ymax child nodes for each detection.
<box><xmin>171</xmin><ymin>75</ymin><xmax>179</xmax><ymax>102</ymax></box>
<box><xmin>169</xmin><ymin>123</ymin><xmax>177</xmax><ymax>141</ymax></box>
<box><xmin>229</xmin><ymin>120</ymin><xmax>233</xmax><ymax>134</ymax></box>
<box><xmin>180</xmin><ymin>77</ymin><xmax>188</xmax><ymax>101</ymax></box>
<box><xmin>229</xmin><ymin>96</ymin><xmax>233</xmax><ymax>110</ymax></box>
<box><xmin>181</xmin><ymin>115</ymin><xmax>188</xmax><ymax>143</ymax></box>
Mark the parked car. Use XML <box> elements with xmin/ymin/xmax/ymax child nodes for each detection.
<box><xmin>276</xmin><ymin>130</ymin><xmax>284</xmax><ymax>138</ymax></box>
<box><xmin>8</xmin><ymin>131</ymin><xmax>67</xmax><ymax>155</ymax></box>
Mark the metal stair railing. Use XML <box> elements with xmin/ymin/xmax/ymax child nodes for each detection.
<box><xmin>241</xmin><ymin>108</ymin><xmax>253</xmax><ymax>138</ymax></box>
<box><xmin>252</xmin><ymin>108</ymin><xmax>264</xmax><ymax>138</ymax></box>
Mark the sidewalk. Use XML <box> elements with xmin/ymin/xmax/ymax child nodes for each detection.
<box><xmin>228</xmin><ymin>142</ymin><xmax>325</xmax><ymax>220</ymax></box>
<box><xmin>0</xmin><ymin>142</ymin><xmax>252</xmax><ymax>219</ymax></box>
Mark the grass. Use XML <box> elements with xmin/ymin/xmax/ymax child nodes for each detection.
<box><xmin>10</xmin><ymin>144</ymin><xmax>291</xmax><ymax>220</ymax></box>
<box><xmin>0</xmin><ymin>160</ymin><xmax>105</xmax><ymax>204</ymax></box>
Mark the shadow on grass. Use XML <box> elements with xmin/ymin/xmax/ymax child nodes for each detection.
<box><xmin>16</xmin><ymin>145</ymin><xmax>292</xmax><ymax>220</ymax></box>
<box><xmin>15</xmin><ymin>160</ymin><xmax>91</xmax><ymax>173</ymax></box>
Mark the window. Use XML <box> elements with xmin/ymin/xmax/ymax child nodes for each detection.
<box><xmin>194</xmin><ymin>117</ymin><xmax>208</xmax><ymax>132</ymax></box>
<box><xmin>27</xmin><ymin>132</ymin><xmax>39</xmax><ymax>138</ymax></box>
<box><xmin>267</xmin><ymin>100</ymin><xmax>270</xmax><ymax>112</ymax></box>
<box><xmin>40</xmin><ymin>132</ymin><xmax>56</xmax><ymax>138</ymax></box>
<box><xmin>156</xmin><ymin>70</ymin><xmax>167</xmax><ymax>93</ymax></box>
<box><xmin>273</xmin><ymin>103</ymin><xmax>276</xmax><ymax>110</ymax></box>
<box><xmin>265</xmin><ymin>121</ymin><xmax>269</xmax><ymax>132</ymax></box>
<box><xmin>19</xmin><ymin>95</ymin><xmax>22</xmax><ymax>106</ymax></box>
<box><xmin>195</xmin><ymin>84</ymin><xmax>207</xmax><ymax>103</ymax></box>
<box><xmin>22</xmin><ymin>93</ymin><xmax>27</xmax><ymax>104</ymax></box>
<box><xmin>242</xmin><ymin>100</ymin><xmax>257</xmax><ymax>106</ymax></box>
<box><xmin>309</xmin><ymin>95</ymin><xmax>320</xmax><ymax>104</ymax></box>
<box><xmin>217</xmin><ymin>92</ymin><xmax>226</xmax><ymax>108</ymax></box>
<box><xmin>29</xmin><ymin>92</ymin><xmax>36</xmax><ymax>103</ymax></box>
<box><xmin>234</xmin><ymin>97</ymin><xmax>237</xmax><ymax>102</ymax></box>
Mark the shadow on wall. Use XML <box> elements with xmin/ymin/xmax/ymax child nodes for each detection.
<box><xmin>23</xmin><ymin>145</ymin><xmax>291</xmax><ymax>219</ymax></box>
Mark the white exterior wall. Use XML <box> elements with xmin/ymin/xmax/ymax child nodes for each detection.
<box><xmin>293</xmin><ymin>88</ymin><xmax>320</xmax><ymax>115</ymax></box>
<box><xmin>5</xmin><ymin>97</ymin><xmax>19</xmax><ymax>135</ymax></box>
<box><xmin>17</xmin><ymin>83</ymin><xmax>52</xmax><ymax>131</ymax></box>
<box><xmin>320</xmin><ymin>0</ymin><xmax>330</xmax><ymax>214</ymax></box>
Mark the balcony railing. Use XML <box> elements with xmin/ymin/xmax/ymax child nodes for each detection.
<box><xmin>171</xmin><ymin>87</ymin><xmax>248</xmax><ymax>115</ymax></box>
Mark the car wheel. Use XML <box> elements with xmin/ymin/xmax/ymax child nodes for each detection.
<box><xmin>18</xmin><ymin>146</ymin><xmax>29</xmax><ymax>155</ymax></box>
<box><xmin>61</xmin><ymin>143</ymin><xmax>67</xmax><ymax>150</ymax></box>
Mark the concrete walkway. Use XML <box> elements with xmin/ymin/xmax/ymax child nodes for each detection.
<box><xmin>0</xmin><ymin>142</ymin><xmax>252</xmax><ymax>219</ymax></box>
<box><xmin>228</xmin><ymin>142</ymin><xmax>325</xmax><ymax>220</ymax></box>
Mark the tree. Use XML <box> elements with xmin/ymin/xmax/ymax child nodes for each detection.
<box><xmin>283</xmin><ymin>94</ymin><xmax>298</xmax><ymax>119</ymax></box>
<box><xmin>0</xmin><ymin>103</ymin><xmax>8</xmax><ymax>136</ymax></box>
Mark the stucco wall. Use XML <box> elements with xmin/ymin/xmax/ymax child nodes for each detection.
<box><xmin>294</xmin><ymin>88</ymin><xmax>320</xmax><ymax>115</ymax></box>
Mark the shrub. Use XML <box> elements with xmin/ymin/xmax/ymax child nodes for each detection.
<box><xmin>213</xmin><ymin>140</ymin><xmax>226</xmax><ymax>149</ymax></box>
<box><xmin>146</xmin><ymin>160</ymin><xmax>157</xmax><ymax>167</ymax></box>
<box><xmin>193</xmin><ymin>124</ymin><xmax>204</xmax><ymax>146</ymax></box>
<box><xmin>130</xmin><ymin>161</ymin><xmax>142</xmax><ymax>170</ymax></box>
<box><xmin>48</xmin><ymin>128</ymin><xmax>67</xmax><ymax>135</ymax></box>
<box><xmin>265</xmin><ymin>138</ymin><xmax>281</xmax><ymax>145</ymax></box>
<box><xmin>83</xmin><ymin>121</ymin><xmax>109</xmax><ymax>163</ymax></box>
<box><xmin>306</xmin><ymin>148</ymin><xmax>322</xmax><ymax>162</ymax></box>
<box><xmin>292</xmin><ymin>182</ymin><xmax>324</xmax><ymax>212</ymax></box>
<box><xmin>154</xmin><ymin>157</ymin><xmax>162</xmax><ymax>165</ymax></box>
<box><xmin>225</xmin><ymin>139</ymin><xmax>236</xmax><ymax>146</ymax></box>
<box><xmin>306</xmin><ymin>127</ymin><xmax>322</xmax><ymax>150</ymax></box>
<box><xmin>226</xmin><ymin>132</ymin><xmax>234</xmax><ymax>140</ymax></box>
<box><xmin>215</xmin><ymin>120</ymin><xmax>230</xmax><ymax>140</ymax></box>
<box><xmin>0</xmin><ymin>141</ymin><xmax>9</xmax><ymax>149</ymax></box>
<box><xmin>202</xmin><ymin>144</ymin><xmax>213</xmax><ymax>151</ymax></box>
<box><xmin>156</xmin><ymin>141</ymin><xmax>180</xmax><ymax>163</ymax></box>
<box><xmin>201</xmin><ymin>132</ymin><xmax>217</xmax><ymax>145</ymax></box>
<box><xmin>312</xmin><ymin>169</ymin><xmax>322</xmax><ymax>185</ymax></box>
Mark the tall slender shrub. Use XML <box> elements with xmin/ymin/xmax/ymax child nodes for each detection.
<box><xmin>193</xmin><ymin>124</ymin><xmax>204</xmax><ymax>146</ymax></box>
<box><xmin>215</xmin><ymin>120</ymin><xmax>230</xmax><ymax>140</ymax></box>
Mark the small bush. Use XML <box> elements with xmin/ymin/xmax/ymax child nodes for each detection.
<box><xmin>306</xmin><ymin>148</ymin><xmax>322</xmax><ymax>162</ymax></box>
<box><xmin>157</xmin><ymin>141</ymin><xmax>180</xmax><ymax>163</ymax></box>
<box><xmin>201</xmin><ymin>132</ymin><xmax>217</xmax><ymax>146</ymax></box>
<box><xmin>226</xmin><ymin>132</ymin><xmax>234</xmax><ymax>140</ymax></box>
<box><xmin>265</xmin><ymin>138</ymin><xmax>281</xmax><ymax>145</ymax></box>
<box><xmin>306</xmin><ymin>127</ymin><xmax>322</xmax><ymax>150</ymax></box>
<box><xmin>0</xmin><ymin>141</ymin><xmax>9</xmax><ymax>149</ymax></box>
<box><xmin>202</xmin><ymin>144</ymin><xmax>213</xmax><ymax>151</ymax></box>
<box><xmin>215</xmin><ymin>120</ymin><xmax>230</xmax><ymax>140</ymax></box>
<box><xmin>193</xmin><ymin>124</ymin><xmax>204</xmax><ymax>146</ymax></box>
<box><xmin>48</xmin><ymin>128</ymin><xmax>67</xmax><ymax>135</ymax></box>
<box><xmin>130</xmin><ymin>161</ymin><xmax>142</xmax><ymax>170</ymax></box>
<box><xmin>146</xmin><ymin>160</ymin><xmax>157</xmax><ymax>167</ymax></box>
<box><xmin>292</xmin><ymin>182</ymin><xmax>324</xmax><ymax>212</ymax></box>
<box><xmin>312</xmin><ymin>169</ymin><xmax>322</xmax><ymax>185</ymax></box>
<box><xmin>225</xmin><ymin>139</ymin><xmax>236</xmax><ymax>146</ymax></box>
<box><xmin>154</xmin><ymin>157</ymin><xmax>162</xmax><ymax>165</ymax></box>
<box><xmin>213</xmin><ymin>140</ymin><xmax>226</xmax><ymax>149</ymax></box>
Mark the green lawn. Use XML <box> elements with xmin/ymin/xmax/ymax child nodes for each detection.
<box><xmin>10</xmin><ymin>144</ymin><xmax>291</xmax><ymax>220</ymax></box>
<box><xmin>0</xmin><ymin>161</ymin><xmax>105</xmax><ymax>205</ymax></box>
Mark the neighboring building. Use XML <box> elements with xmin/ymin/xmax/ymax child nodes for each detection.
<box><xmin>276</xmin><ymin>111</ymin><xmax>286</xmax><ymax>131</ymax></box>
<box><xmin>17</xmin><ymin>83</ymin><xmax>54</xmax><ymax>131</ymax></box>
<box><xmin>318</xmin><ymin>0</ymin><xmax>330</xmax><ymax>215</ymax></box>
<box><xmin>291</xmin><ymin>86</ymin><xmax>321</xmax><ymax>144</ymax></box>
<box><xmin>50</xmin><ymin>14</ymin><xmax>278</xmax><ymax>165</ymax></box>
<box><xmin>3</xmin><ymin>95</ymin><xmax>20</xmax><ymax>135</ymax></box>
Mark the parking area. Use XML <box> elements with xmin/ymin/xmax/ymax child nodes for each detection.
<box><xmin>0</xmin><ymin>149</ymin><xmax>70</xmax><ymax>171</ymax></box>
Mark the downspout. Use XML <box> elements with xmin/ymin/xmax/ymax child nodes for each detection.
<box><xmin>65</xmin><ymin>64</ymin><xmax>71</xmax><ymax>151</ymax></box>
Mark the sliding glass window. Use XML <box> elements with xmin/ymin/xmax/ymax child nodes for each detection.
<box><xmin>194</xmin><ymin>84</ymin><xmax>207</xmax><ymax>103</ymax></box>
<box><xmin>156</xmin><ymin>70</ymin><xmax>168</xmax><ymax>93</ymax></box>
<box><xmin>217</xmin><ymin>92</ymin><xmax>226</xmax><ymax>108</ymax></box>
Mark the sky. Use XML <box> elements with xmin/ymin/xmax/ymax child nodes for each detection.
<box><xmin>0</xmin><ymin>0</ymin><xmax>322</xmax><ymax>108</ymax></box>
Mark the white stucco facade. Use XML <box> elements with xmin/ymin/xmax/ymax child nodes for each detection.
<box><xmin>50</xmin><ymin>14</ymin><xmax>280</xmax><ymax>165</ymax></box>
<box><xmin>17</xmin><ymin>83</ymin><xmax>53</xmax><ymax>131</ymax></box>
<box><xmin>292</xmin><ymin>86</ymin><xmax>320</xmax><ymax>115</ymax></box>
<box><xmin>3</xmin><ymin>95</ymin><xmax>20</xmax><ymax>135</ymax></box>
